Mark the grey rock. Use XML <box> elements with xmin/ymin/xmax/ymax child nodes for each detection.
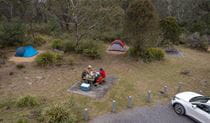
<box><xmin>180</xmin><ymin>70</ymin><xmax>191</xmax><ymax>76</ymax></box>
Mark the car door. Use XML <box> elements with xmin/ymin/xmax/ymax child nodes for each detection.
<box><xmin>190</xmin><ymin>104</ymin><xmax>210</xmax><ymax>123</ymax></box>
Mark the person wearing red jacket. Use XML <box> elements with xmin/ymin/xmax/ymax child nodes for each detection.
<box><xmin>96</xmin><ymin>68</ymin><xmax>106</xmax><ymax>84</ymax></box>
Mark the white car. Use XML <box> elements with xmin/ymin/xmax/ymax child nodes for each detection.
<box><xmin>171</xmin><ymin>92</ymin><xmax>210</xmax><ymax>123</ymax></box>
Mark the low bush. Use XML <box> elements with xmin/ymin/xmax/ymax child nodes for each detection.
<box><xmin>128</xmin><ymin>47</ymin><xmax>143</xmax><ymax>58</ymax></box>
<box><xmin>0</xmin><ymin>98</ymin><xmax>16</xmax><ymax>109</ymax></box>
<box><xmin>187</xmin><ymin>33</ymin><xmax>209</xmax><ymax>51</ymax></box>
<box><xmin>190</xmin><ymin>21</ymin><xmax>207</xmax><ymax>34</ymax></box>
<box><xmin>83</xmin><ymin>48</ymin><xmax>101</xmax><ymax>59</ymax></box>
<box><xmin>44</xmin><ymin>105</ymin><xmax>77</xmax><ymax>123</ymax></box>
<box><xmin>35</xmin><ymin>52</ymin><xmax>63</xmax><ymax>67</ymax></box>
<box><xmin>142</xmin><ymin>48</ymin><xmax>165</xmax><ymax>62</ymax></box>
<box><xmin>61</xmin><ymin>39</ymin><xmax>102</xmax><ymax>59</ymax></box>
<box><xmin>77</xmin><ymin>40</ymin><xmax>102</xmax><ymax>59</ymax></box>
<box><xmin>32</xmin><ymin>35</ymin><xmax>47</xmax><ymax>47</ymax></box>
<box><xmin>16</xmin><ymin>96</ymin><xmax>39</xmax><ymax>108</ymax></box>
<box><xmin>16</xmin><ymin>118</ymin><xmax>28</xmax><ymax>123</ymax></box>
<box><xmin>63</xmin><ymin>40</ymin><xmax>77</xmax><ymax>53</ymax></box>
<box><xmin>16</xmin><ymin>64</ymin><xmax>25</xmax><ymax>69</ymax></box>
<box><xmin>51</xmin><ymin>39</ymin><xmax>63</xmax><ymax>50</ymax></box>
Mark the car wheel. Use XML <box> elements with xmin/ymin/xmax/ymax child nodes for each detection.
<box><xmin>174</xmin><ymin>103</ymin><xmax>185</xmax><ymax>115</ymax></box>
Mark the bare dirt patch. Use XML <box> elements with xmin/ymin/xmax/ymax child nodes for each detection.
<box><xmin>8</xmin><ymin>51</ymin><xmax>44</xmax><ymax>63</ymax></box>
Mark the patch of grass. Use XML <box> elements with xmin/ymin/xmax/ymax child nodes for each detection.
<box><xmin>65</xmin><ymin>56</ymin><xmax>75</xmax><ymax>66</ymax></box>
<box><xmin>16</xmin><ymin>96</ymin><xmax>39</xmax><ymax>108</ymax></box>
<box><xmin>0</xmin><ymin>98</ymin><xmax>16</xmax><ymax>109</ymax></box>
<box><xmin>16</xmin><ymin>118</ymin><xmax>28</xmax><ymax>123</ymax></box>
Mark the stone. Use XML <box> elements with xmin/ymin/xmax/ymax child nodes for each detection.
<box><xmin>24</xmin><ymin>77</ymin><xmax>29</xmax><ymax>80</ymax></box>
<box><xmin>180</xmin><ymin>70</ymin><xmax>191</xmax><ymax>76</ymax></box>
<box><xmin>9</xmin><ymin>72</ymin><xmax>14</xmax><ymax>76</ymax></box>
<box><xmin>36</xmin><ymin>76</ymin><xmax>44</xmax><ymax>80</ymax></box>
<box><xmin>28</xmin><ymin>82</ymin><xmax>32</xmax><ymax>85</ymax></box>
<box><xmin>0</xmin><ymin>58</ymin><xmax>5</xmax><ymax>64</ymax></box>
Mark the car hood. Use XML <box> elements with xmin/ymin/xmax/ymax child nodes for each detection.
<box><xmin>176</xmin><ymin>92</ymin><xmax>202</xmax><ymax>102</ymax></box>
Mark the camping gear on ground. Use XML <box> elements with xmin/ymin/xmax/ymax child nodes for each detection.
<box><xmin>80</xmin><ymin>83</ymin><xmax>91</xmax><ymax>91</ymax></box>
<box><xmin>165</xmin><ymin>48</ymin><xmax>179</xmax><ymax>54</ymax></box>
<box><xmin>15</xmin><ymin>45</ymin><xmax>38</xmax><ymax>57</ymax></box>
<box><xmin>109</xmin><ymin>39</ymin><xmax>127</xmax><ymax>52</ymax></box>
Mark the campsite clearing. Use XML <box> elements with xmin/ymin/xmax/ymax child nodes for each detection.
<box><xmin>0</xmin><ymin>46</ymin><xmax>210</xmax><ymax>122</ymax></box>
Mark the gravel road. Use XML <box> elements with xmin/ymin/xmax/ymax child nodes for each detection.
<box><xmin>90</xmin><ymin>104</ymin><xmax>197</xmax><ymax>123</ymax></box>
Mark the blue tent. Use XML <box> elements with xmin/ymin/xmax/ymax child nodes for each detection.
<box><xmin>15</xmin><ymin>46</ymin><xmax>38</xmax><ymax>57</ymax></box>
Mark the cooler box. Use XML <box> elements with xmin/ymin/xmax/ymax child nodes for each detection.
<box><xmin>80</xmin><ymin>83</ymin><xmax>91</xmax><ymax>91</ymax></box>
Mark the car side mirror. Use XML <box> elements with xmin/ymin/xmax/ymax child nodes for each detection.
<box><xmin>192</xmin><ymin>105</ymin><xmax>197</xmax><ymax>109</ymax></box>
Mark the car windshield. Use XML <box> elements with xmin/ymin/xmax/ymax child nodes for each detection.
<box><xmin>190</xmin><ymin>96</ymin><xmax>210</xmax><ymax>103</ymax></box>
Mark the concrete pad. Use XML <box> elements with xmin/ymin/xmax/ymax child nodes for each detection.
<box><xmin>67</xmin><ymin>76</ymin><xmax>118</xmax><ymax>99</ymax></box>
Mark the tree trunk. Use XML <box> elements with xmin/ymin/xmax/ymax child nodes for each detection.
<box><xmin>75</xmin><ymin>23</ymin><xmax>80</xmax><ymax>47</ymax></box>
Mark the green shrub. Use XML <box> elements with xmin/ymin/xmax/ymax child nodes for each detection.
<box><xmin>62</xmin><ymin>39</ymin><xmax>102</xmax><ymax>59</ymax></box>
<box><xmin>16</xmin><ymin>118</ymin><xmax>28</xmax><ymax>123</ymax></box>
<box><xmin>16</xmin><ymin>64</ymin><xmax>25</xmax><ymax>69</ymax></box>
<box><xmin>35</xmin><ymin>52</ymin><xmax>63</xmax><ymax>67</ymax></box>
<box><xmin>16</xmin><ymin>96</ymin><xmax>39</xmax><ymax>108</ymax></box>
<box><xmin>51</xmin><ymin>39</ymin><xmax>63</xmax><ymax>50</ymax></box>
<box><xmin>44</xmin><ymin>105</ymin><xmax>77</xmax><ymax>123</ymax></box>
<box><xmin>160</xmin><ymin>16</ymin><xmax>182</xmax><ymax>46</ymax></box>
<box><xmin>63</xmin><ymin>40</ymin><xmax>77</xmax><ymax>53</ymax></box>
<box><xmin>199</xmin><ymin>36</ymin><xmax>209</xmax><ymax>51</ymax></box>
<box><xmin>128</xmin><ymin>47</ymin><xmax>143</xmax><ymax>58</ymax></box>
<box><xmin>187</xmin><ymin>33</ymin><xmax>209</xmax><ymax>51</ymax></box>
<box><xmin>142</xmin><ymin>48</ymin><xmax>165</xmax><ymax>62</ymax></box>
<box><xmin>190</xmin><ymin>21</ymin><xmax>207</xmax><ymax>34</ymax></box>
<box><xmin>83</xmin><ymin>48</ymin><xmax>101</xmax><ymax>59</ymax></box>
<box><xmin>0</xmin><ymin>19</ymin><xmax>26</xmax><ymax>47</ymax></box>
<box><xmin>32</xmin><ymin>35</ymin><xmax>47</xmax><ymax>47</ymax></box>
<box><xmin>77</xmin><ymin>39</ymin><xmax>102</xmax><ymax>59</ymax></box>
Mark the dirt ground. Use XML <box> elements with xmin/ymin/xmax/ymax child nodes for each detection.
<box><xmin>0</xmin><ymin>46</ymin><xmax>210</xmax><ymax>122</ymax></box>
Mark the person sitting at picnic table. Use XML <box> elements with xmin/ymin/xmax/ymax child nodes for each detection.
<box><xmin>87</xmin><ymin>65</ymin><xmax>94</xmax><ymax>75</ymax></box>
<box><xmin>95</xmin><ymin>68</ymin><xmax>106</xmax><ymax>84</ymax></box>
<box><xmin>84</xmin><ymin>65</ymin><xmax>96</xmax><ymax>83</ymax></box>
<box><xmin>81</xmin><ymin>69</ymin><xmax>88</xmax><ymax>82</ymax></box>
